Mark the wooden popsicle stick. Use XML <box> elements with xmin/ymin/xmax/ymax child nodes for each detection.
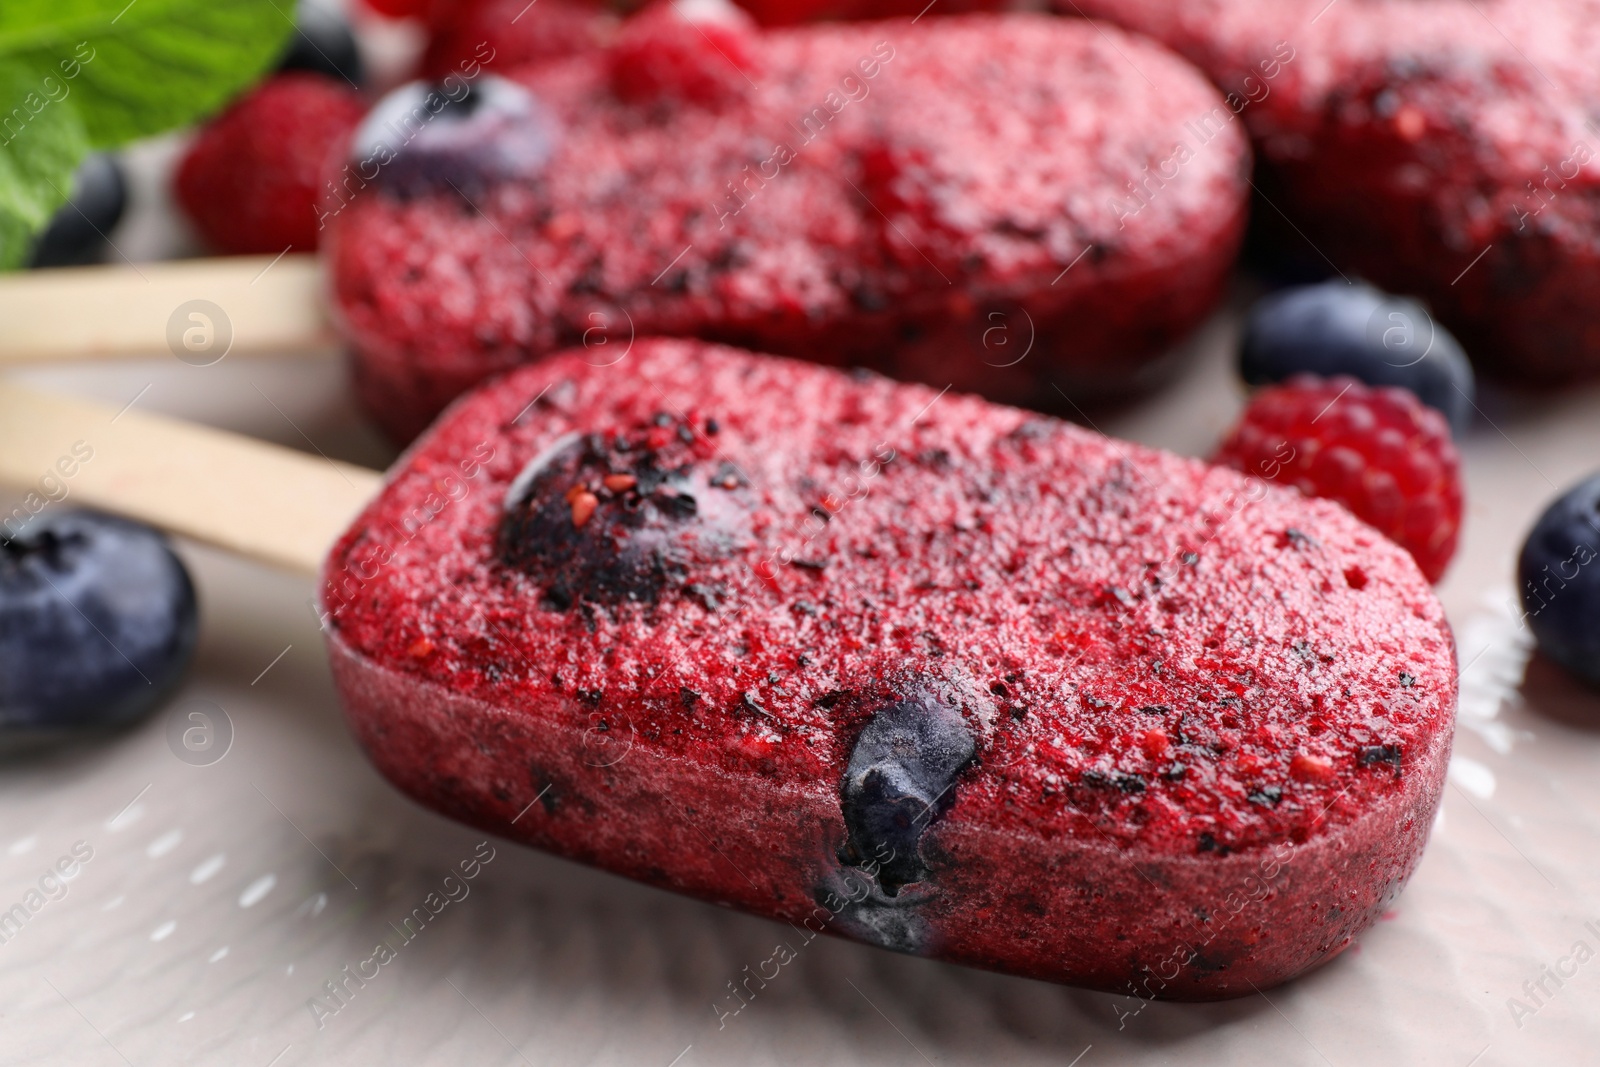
<box><xmin>0</xmin><ymin>254</ymin><xmax>335</xmax><ymax>365</ymax></box>
<box><xmin>0</xmin><ymin>380</ymin><xmax>380</xmax><ymax>575</ymax></box>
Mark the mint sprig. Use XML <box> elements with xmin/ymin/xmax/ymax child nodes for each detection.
<box><xmin>0</xmin><ymin>66</ymin><xmax>89</xmax><ymax>267</ymax></box>
<box><xmin>0</xmin><ymin>0</ymin><xmax>299</xmax><ymax>268</ymax></box>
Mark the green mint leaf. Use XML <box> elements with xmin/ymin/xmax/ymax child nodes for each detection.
<box><xmin>0</xmin><ymin>0</ymin><xmax>299</xmax><ymax>266</ymax></box>
<box><xmin>1</xmin><ymin>0</ymin><xmax>300</xmax><ymax>147</ymax></box>
<box><xmin>0</xmin><ymin>67</ymin><xmax>89</xmax><ymax>268</ymax></box>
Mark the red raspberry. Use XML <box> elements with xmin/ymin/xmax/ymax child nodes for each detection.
<box><xmin>608</xmin><ymin>0</ymin><xmax>761</xmax><ymax>108</ymax></box>
<box><xmin>175</xmin><ymin>73</ymin><xmax>366</xmax><ymax>255</ymax></box>
<box><xmin>419</xmin><ymin>0</ymin><xmax>612</xmax><ymax>79</ymax></box>
<box><xmin>732</xmin><ymin>0</ymin><xmax>1004</xmax><ymax>25</ymax></box>
<box><xmin>1212</xmin><ymin>375</ymin><xmax>1464</xmax><ymax>582</ymax></box>
<box><xmin>361</xmin><ymin>0</ymin><xmax>501</xmax><ymax>27</ymax></box>
<box><xmin>357</xmin><ymin>0</ymin><xmax>430</xmax><ymax>18</ymax></box>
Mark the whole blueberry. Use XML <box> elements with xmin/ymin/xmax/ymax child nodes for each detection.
<box><xmin>0</xmin><ymin>511</ymin><xmax>198</xmax><ymax>730</ymax></box>
<box><xmin>278</xmin><ymin>2</ymin><xmax>364</xmax><ymax>86</ymax></box>
<box><xmin>1519</xmin><ymin>474</ymin><xmax>1600</xmax><ymax>686</ymax></box>
<box><xmin>840</xmin><ymin>692</ymin><xmax>974</xmax><ymax>894</ymax></box>
<box><xmin>350</xmin><ymin>75</ymin><xmax>559</xmax><ymax>200</ymax></box>
<box><xmin>1240</xmin><ymin>281</ymin><xmax>1476</xmax><ymax>438</ymax></box>
<box><xmin>28</xmin><ymin>154</ymin><xmax>128</xmax><ymax>269</ymax></box>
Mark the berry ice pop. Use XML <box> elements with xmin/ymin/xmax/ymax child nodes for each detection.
<box><xmin>1067</xmin><ymin>0</ymin><xmax>1600</xmax><ymax>385</ymax></box>
<box><xmin>318</xmin><ymin>338</ymin><xmax>1456</xmax><ymax>999</ymax></box>
<box><xmin>326</xmin><ymin>10</ymin><xmax>1250</xmax><ymax>440</ymax></box>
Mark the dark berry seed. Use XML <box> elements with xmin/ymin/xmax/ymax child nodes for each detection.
<box><xmin>1247</xmin><ymin>786</ymin><xmax>1284</xmax><ymax>807</ymax></box>
<box><xmin>1358</xmin><ymin>744</ymin><xmax>1403</xmax><ymax>773</ymax></box>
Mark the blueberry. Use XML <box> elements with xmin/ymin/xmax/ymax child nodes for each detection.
<box><xmin>28</xmin><ymin>154</ymin><xmax>127</xmax><ymax>269</ymax></box>
<box><xmin>840</xmin><ymin>693</ymin><xmax>974</xmax><ymax>894</ymax></box>
<box><xmin>0</xmin><ymin>511</ymin><xmax>198</xmax><ymax>730</ymax></box>
<box><xmin>278</xmin><ymin>2</ymin><xmax>364</xmax><ymax>86</ymax></box>
<box><xmin>1518</xmin><ymin>473</ymin><xmax>1600</xmax><ymax>686</ymax></box>
<box><xmin>500</xmin><ymin>419</ymin><xmax>751</xmax><ymax>609</ymax></box>
<box><xmin>351</xmin><ymin>75</ymin><xmax>559</xmax><ymax>199</ymax></box>
<box><xmin>1240</xmin><ymin>280</ymin><xmax>1476</xmax><ymax>438</ymax></box>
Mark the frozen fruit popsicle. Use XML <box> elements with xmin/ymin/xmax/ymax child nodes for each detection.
<box><xmin>326</xmin><ymin>10</ymin><xmax>1251</xmax><ymax>440</ymax></box>
<box><xmin>0</xmin><ymin>340</ymin><xmax>1455</xmax><ymax>999</ymax></box>
<box><xmin>1068</xmin><ymin>0</ymin><xmax>1600</xmax><ymax>385</ymax></box>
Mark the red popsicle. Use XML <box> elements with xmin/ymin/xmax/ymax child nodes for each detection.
<box><xmin>316</xmin><ymin>338</ymin><xmax>1457</xmax><ymax>999</ymax></box>
<box><xmin>327</xmin><ymin>12</ymin><xmax>1251</xmax><ymax>440</ymax></box>
<box><xmin>1067</xmin><ymin>0</ymin><xmax>1600</xmax><ymax>384</ymax></box>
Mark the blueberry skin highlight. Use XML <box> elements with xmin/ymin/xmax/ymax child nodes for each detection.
<box><xmin>352</xmin><ymin>76</ymin><xmax>560</xmax><ymax>200</ymax></box>
<box><xmin>1519</xmin><ymin>473</ymin><xmax>1600</xmax><ymax>687</ymax></box>
<box><xmin>0</xmin><ymin>511</ymin><xmax>198</xmax><ymax>729</ymax></box>
<box><xmin>278</xmin><ymin>3</ymin><xmax>364</xmax><ymax>85</ymax></box>
<box><xmin>1240</xmin><ymin>280</ymin><xmax>1476</xmax><ymax>438</ymax></box>
<box><xmin>28</xmin><ymin>154</ymin><xmax>127</xmax><ymax>269</ymax></box>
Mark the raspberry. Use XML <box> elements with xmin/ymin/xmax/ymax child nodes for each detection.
<box><xmin>732</xmin><ymin>0</ymin><xmax>1004</xmax><ymax>25</ymax></box>
<box><xmin>1213</xmin><ymin>375</ymin><xmax>1464</xmax><ymax>582</ymax></box>
<box><xmin>608</xmin><ymin>0</ymin><xmax>760</xmax><ymax>108</ymax></box>
<box><xmin>175</xmin><ymin>73</ymin><xmax>366</xmax><ymax>254</ymax></box>
<box><xmin>358</xmin><ymin>0</ymin><xmax>430</xmax><ymax>18</ymax></box>
<box><xmin>419</xmin><ymin>0</ymin><xmax>611</xmax><ymax>79</ymax></box>
<box><xmin>361</xmin><ymin>0</ymin><xmax>506</xmax><ymax>28</ymax></box>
